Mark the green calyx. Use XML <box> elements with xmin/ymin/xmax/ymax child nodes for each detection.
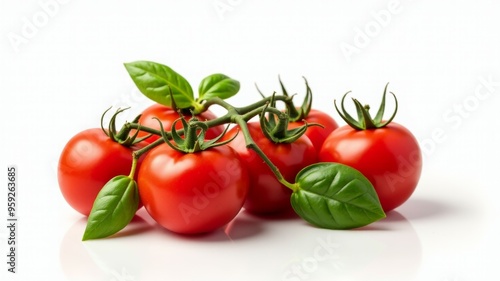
<box><xmin>156</xmin><ymin>115</ymin><xmax>235</xmax><ymax>153</ymax></box>
<box><xmin>100</xmin><ymin>107</ymin><xmax>151</xmax><ymax>146</ymax></box>
<box><xmin>335</xmin><ymin>83</ymin><xmax>398</xmax><ymax>130</ymax></box>
<box><xmin>279</xmin><ymin>76</ymin><xmax>313</xmax><ymax>122</ymax></box>
<box><xmin>256</xmin><ymin>76</ymin><xmax>313</xmax><ymax>122</ymax></box>
<box><xmin>259</xmin><ymin>94</ymin><xmax>320</xmax><ymax>144</ymax></box>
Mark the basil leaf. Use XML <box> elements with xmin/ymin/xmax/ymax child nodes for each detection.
<box><xmin>198</xmin><ymin>73</ymin><xmax>240</xmax><ymax>101</ymax></box>
<box><xmin>291</xmin><ymin>163</ymin><xmax>385</xmax><ymax>229</ymax></box>
<box><xmin>82</xmin><ymin>176</ymin><xmax>139</xmax><ymax>240</ymax></box>
<box><xmin>124</xmin><ymin>61</ymin><xmax>195</xmax><ymax>109</ymax></box>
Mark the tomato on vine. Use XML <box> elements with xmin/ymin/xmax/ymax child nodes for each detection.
<box><xmin>223</xmin><ymin>104</ymin><xmax>318</xmax><ymax>215</ymax></box>
<box><xmin>58</xmin><ymin>109</ymin><xmax>145</xmax><ymax>216</ymax></box>
<box><xmin>319</xmin><ymin>85</ymin><xmax>422</xmax><ymax>212</ymax></box>
<box><xmin>138</xmin><ymin>117</ymin><xmax>249</xmax><ymax>234</ymax></box>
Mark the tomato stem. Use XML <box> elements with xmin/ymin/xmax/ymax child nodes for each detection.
<box><xmin>334</xmin><ymin>84</ymin><xmax>398</xmax><ymax>130</ymax></box>
<box><xmin>128</xmin><ymin>157</ymin><xmax>138</xmax><ymax>179</ymax></box>
<box><xmin>132</xmin><ymin>138</ymin><xmax>164</xmax><ymax>159</ymax></box>
<box><xmin>125</xmin><ymin>123</ymin><xmax>163</xmax><ymax>136</ymax></box>
<box><xmin>233</xmin><ymin>116</ymin><xmax>298</xmax><ymax>192</ymax></box>
<box><xmin>113</xmin><ymin>93</ymin><xmax>304</xmax><ymax>191</ymax></box>
<box><xmin>276</xmin><ymin>76</ymin><xmax>313</xmax><ymax>122</ymax></box>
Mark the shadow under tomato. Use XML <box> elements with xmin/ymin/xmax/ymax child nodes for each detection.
<box><xmin>341</xmin><ymin>197</ymin><xmax>454</xmax><ymax>231</ymax></box>
<box><xmin>395</xmin><ymin>197</ymin><xmax>454</xmax><ymax>221</ymax></box>
<box><xmin>355</xmin><ymin>210</ymin><xmax>411</xmax><ymax>231</ymax></box>
<box><xmin>292</xmin><ymin>210</ymin><xmax>414</xmax><ymax>231</ymax></box>
<box><xmin>242</xmin><ymin>206</ymin><xmax>301</xmax><ymax>221</ymax></box>
<box><xmin>154</xmin><ymin>212</ymin><xmax>265</xmax><ymax>242</ymax></box>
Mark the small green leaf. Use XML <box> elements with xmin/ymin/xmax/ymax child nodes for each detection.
<box><xmin>198</xmin><ymin>73</ymin><xmax>240</xmax><ymax>101</ymax></box>
<box><xmin>82</xmin><ymin>176</ymin><xmax>139</xmax><ymax>240</ymax></box>
<box><xmin>124</xmin><ymin>61</ymin><xmax>195</xmax><ymax>109</ymax></box>
<box><xmin>291</xmin><ymin>163</ymin><xmax>385</xmax><ymax>229</ymax></box>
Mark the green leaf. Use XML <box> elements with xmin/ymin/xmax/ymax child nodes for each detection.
<box><xmin>82</xmin><ymin>176</ymin><xmax>139</xmax><ymax>240</ymax></box>
<box><xmin>291</xmin><ymin>163</ymin><xmax>385</xmax><ymax>229</ymax></box>
<box><xmin>198</xmin><ymin>73</ymin><xmax>240</xmax><ymax>101</ymax></box>
<box><xmin>124</xmin><ymin>61</ymin><xmax>195</xmax><ymax>109</ymax></box>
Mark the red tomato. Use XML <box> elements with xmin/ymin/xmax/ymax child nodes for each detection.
<box><xmin>288</xmin><ymin>109</ymin><xmax>339</xmax><ymax>154</ymax></box>
<box><xmin>223</xmin><ymin>122</ymin><xmax>318</xmax><ymax>215</ymax></box>
<box><xmin>138</xmin><ymin>144</ymin><xmax>249</xmax><ymax>234</ymax></box>
<box><xmin>58</xmin><ymin>128</ymin><xmax>143</xmax><ymax>216</ymax></box>
<box><xmin>319</xmin><ymin>122</ymin><xmax>422</xmax><ymax>212</ymax></box>
<box><xmin>137</xmin><ymin>104</ymin><xmax>224</xmax><ymax>143</ymax></box>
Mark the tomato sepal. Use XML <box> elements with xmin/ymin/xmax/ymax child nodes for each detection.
<box><xmin>259</xmin><ymin>94</ymin><xmax>321</xmax><ymax>144</ymax></box>
<box><xmin>101</xmin><ymin>107</ymin><xmax>152</xmax><ymax>146</ymax></box>
<box><xmin>279</xmin><ymin>76</ymin><xmax>313</xmax><ymax>122</ymax></box>
<box><xmin>335</xmin><ymin>83</ymin><xmax>398</xmax><ymax>130</ymax></box>
<box><xmin>156</xmin><ymin>114</ymin><xmax>234</xmax><ymax>153</ymax></box>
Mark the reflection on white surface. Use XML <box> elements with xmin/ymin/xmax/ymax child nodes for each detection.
<box><xmin>279</xmin><ymin>211</ymin><xmax>421</xmax><ymax>281</ymax></box>
<box><xmin>60</xmin><ymin>214</ymin><xmax>154</xmax><ymax>281</ymax></box>
<box><xmin>60</xmin><ymin>208</ymin><xmax>421</xmax><ymax>281</ymax></box>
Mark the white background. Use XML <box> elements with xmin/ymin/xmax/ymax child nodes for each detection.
<box><xmin>1</xmin><ymin>0</ymin><xmax>500</xmax><ymax>280</ymax></box>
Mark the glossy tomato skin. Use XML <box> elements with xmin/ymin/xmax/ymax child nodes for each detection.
<box><xmin>319</xmin><ymin>122</ymin><xmax>422</xmax><ymax>212</ymax></box>
<box><xmin>224</xmin><ymin>122</ymin><xmax>318</xmax><ymax>215</ymax></box>
<box><xmin>58</xmin><ymin>128</ymin><xmax>143</xmax><ymax>216</ymax></box>
<box><xmin>288</xmin><ymin>109</ymin><xmax>339</xmax><ymax>154</ymax></box>
<box><xmin>138</xmin><ymin>144</ymin><xmax>249</xmax><ymax>234</ymax></box>
<box><xmin>137</xmin><ymin>104</ymin><xmax>224</xmax><ymax>143</ymax></box>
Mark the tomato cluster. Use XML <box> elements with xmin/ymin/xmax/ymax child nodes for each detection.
<box><xmin>57</xmin><ymin>61</ymin><xmax>422</xmax><ymax>240</ymax></box>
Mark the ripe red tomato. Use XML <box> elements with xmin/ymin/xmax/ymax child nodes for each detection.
<box><xmin>319</xmin><ymin>122</ymin><xmax>422</xmax><ymax>212</ymax></box>
<box><xmin>138</xmin><ymin>144</ymin><xmax>249</xmax><ymax>234</ymax></box>
<box><xmin>58</xmin><ymin>128</ymin><xmax>143</xmax><ymax>216</ymax></box>
<box><xmin>288</xmin><ymin>109</ymin><xmax>338</xmax><ymax>154</ymax></box>
<box><xmin>223</xmin><ymin>122</ymin><xmax>318</xmax><ymax>215</ymax></box>
<box><xmin>137</xmin><ymin>104</ymin><xmax>224</xmax><ymax>143</ymax></box>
